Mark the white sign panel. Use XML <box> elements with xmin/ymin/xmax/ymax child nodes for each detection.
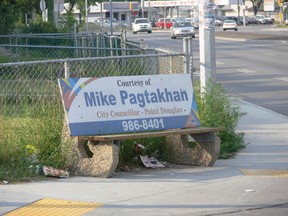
<box><xmin>144</xmin><ymin>0</ymin><xmax>242</xmax><ymax>7</ymax></box>
<box><xmin>59</xmin><ymin>74</ymin><xmax>200</xmax><ymax>136</ymax></box>
<box><xmin>40</xmin><ymin>0</ymin><xmax>46</xmax><ymax>12</ymax></box>
<box><xmin>264</xmin><ymin>0</ymin><xmax>275</xmax><ymax>11</ymax></box>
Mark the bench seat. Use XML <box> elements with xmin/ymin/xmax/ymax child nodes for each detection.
<box><xmin>82</xmin><ymin>127</ymin><xmax>223</xmax><ymax>141</ymax></box>
<box><xmin>64</xmin><ymin>125</ymin><xmax>223</xmax><ymax>178</ymax></box>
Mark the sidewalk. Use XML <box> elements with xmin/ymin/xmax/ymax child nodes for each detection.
<box><xmin>1</xmin><ymin>100</ymin><xmax>288</xmax><ymax>216</ymax></box>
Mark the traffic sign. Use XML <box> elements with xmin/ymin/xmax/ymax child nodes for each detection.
<box><xmin>40</xmin><ymin>0</ymin><xmax>46</xmax><ymax>12</ymax></box>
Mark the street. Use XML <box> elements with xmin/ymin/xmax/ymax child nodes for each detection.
<box><xmin>125</xmin><ymin>25</ymin><xmax>288</xmax><ymax>117</ymax></box>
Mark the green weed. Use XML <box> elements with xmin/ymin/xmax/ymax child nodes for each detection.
<box><xmin>0</xmin><ymin>98</ymin><xmax>69</xmax><ymax>182</ymax></box>
<box><xmin>194</xmin><ymin>81</ymin><xmax>246</xmax><ymax>158</ymax></box>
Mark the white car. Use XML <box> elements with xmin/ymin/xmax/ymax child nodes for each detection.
<box><xmin>185</xmin><ymin>17</ymin><xmax>199</xmax><ymax>29</ymax></box>
<box><xmin>132</xmin><ymin>18</ymin><xmax>152</xmax><ymax>34</ymax></box>
<box><xmin>170</xmin><ymin>22</ymin><xmax>195</xmax><ymax>39</ymax></box>
<box><xmin>222</xmin><ymin>20</ymin><xmax>238</xmax><ymax>31</ymax></box>
<box><xmin>254</xmin><ymin>15</ymin><xmax>267</xmax><ymax>24</ymax></box>
<box><xmin>215</xmin><ymin>19</ymin><xmax>223</xmax><ymax>26</ymax></box>
<box><xmin>94</xmin><ymin>18</ymin><xmax>120</xmax><ymax>28</ymax></box>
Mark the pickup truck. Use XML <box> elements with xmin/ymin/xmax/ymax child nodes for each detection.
<box><xmin>132</xmin><ymin>18</ymin><xmax>152</xmax><ymax>34</ymax></box>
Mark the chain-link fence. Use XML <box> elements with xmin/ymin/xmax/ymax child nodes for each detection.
<box><xmin>0</xmin><ymin>32</ymin><xmax>156</xmax><ymax>62</ymax></box>
<box><xmin>0</xmin><ymin>53</ymin><xmax>185</xmax><ymax>116</ymax></box>
<box><xmin>0</xmin><ymin>32</ymin><xmax>193</xmax><ymax>170</ymax></box>
<box><xmin>0</xmin><ymin>32</ymin><xmax>193</xmax><ymax>120</ymax></box>
<box><xmin>0</xmin><ymin>32</ymin><xmax>121</xmax><ymax>47</ymax></box>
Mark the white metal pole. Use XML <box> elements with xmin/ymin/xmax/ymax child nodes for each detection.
<box><xmin>109</xmin><ymin>0</ymin><xmax>113</xmax><ymax>35</ymax></box>
<box><xmin>141</xmin><ymin>0</ymin><xmax>144</xmax><ymax>18</ymax></box>
<box><xmin>148</xmin><ymin>0</ymin><xmax>151</xmax><ymax>21</ymax></box>
<box><xmin>85</xmin><ymin>0</ymin><xmax>88</xmax><ymax>32</ymax></box>
<box><xmin>199</xmin><ymin>0</ymin><xmax>216</xmax><ymax>94</ymax></box>
<box><xmin>164</xmin><ymin>6</ymin><xmax>166</xmax><ymax>29</ymax></box>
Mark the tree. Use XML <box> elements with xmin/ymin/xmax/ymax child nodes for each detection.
<box><xmin>15</xmin><ymin>0</ymin><xmax>39</xmax><ymax>24</ymax></box>
<box><xmin>0</xmin><ymin>0</ymin><xmax>18</xmax><ymax>34</ymax></box>
<box><xmin>250</xmin><ymin>0</ymin><xmax>264</xmax><ymax>15</ymax></box>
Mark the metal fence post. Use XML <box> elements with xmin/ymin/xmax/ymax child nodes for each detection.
<box><xmin>183</xmin><ymin>37</ymin><xmax>193</xmax><ymax>74</ymax></box>
<box><xmin>110</xmin><ymin>36</ymin><xmax>114</xmax><ymax>56</ymax></box>
<box><xmin>121</xmin><ymin>30</ymin><xmax>127</xmax><ymax>56</ymax></box>
<box><xmin>139</xmin><ymin>39</ymin><xmax>145</xmax><ymax>55</ymax></box>
<box><xmin>64</xmin><ymin>61</ymin><xmax>70</xmax><ymax>78</ymax></box>
<box><xmin>74</xmin><ymin>25</ymin><xmax>78</xmax><ymax>58</ymax></box>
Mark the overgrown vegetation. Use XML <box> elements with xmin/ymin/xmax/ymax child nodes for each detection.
<box><xmin>194</xmin><ymin>81</ymin><xmax>246</xmax><ymax>158</ymax></box>
<box><xmin>0</xmin><ymin>13</ymin><xmax>246</xmax><ymax>181</ymax></box>
<box><xmin>0</xmin><ymin>79</ymin><xmax>246</xmax><ymax>182</ymax></box>
<box><xmin>0</xmin><ymin>2</ymin><xmax>17</xmax><ymax>35</ymax></box>
<box><xmin>0</xmin><ymin>98</ymin><xmax>69</xmax><ymax>183</ymax></box>
<box><xmin>21</xmin><ymin>13</ymin><xmax>78</xmax><ymax>34</ymax></box>
<box><xmin>118</xmin><ymin>80</ymin><xmax>246</xmax><ymax>167</ymax></box>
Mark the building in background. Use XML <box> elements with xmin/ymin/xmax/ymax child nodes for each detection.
<box><xmin>61</xmin><ymin>0</ymin><xmax>280</xmax><ymax>25</ymax></box>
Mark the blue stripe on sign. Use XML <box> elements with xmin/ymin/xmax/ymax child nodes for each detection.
<box><xmin>69</xmin><ymin>116</ymin><xmax>191</xmax><ymax>136</ymax></box>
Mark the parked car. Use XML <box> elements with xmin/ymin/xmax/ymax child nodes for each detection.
<box><xmin>254</xmin><ymin>15</ymin><xmax>273</xmax><ymax>24</ymax></box>
<box><xmin>170</xmin><ymin>21</ymin><xmax>195</xmax><ymax>39</ymax></box>
<box><xmin>156</xmin><ymin>18</ymin><xmax>173</xmax><ymax>29</ymax></box>
<box><xmin>94</xmin><ymin>18</ymin><xmax>120</xmax><ymax>28</ymax></box>
<box><xmin>246</xmin><ymin>16</ymin><xmax>260</xmax><ymax>24</ymax></box>
<box><xmin>254</xmin><ymin>15</ymin><xmax>268</xmax><ymax>24</ymax></box>
<box><xmin>225</xmin><ymin>16</ymin><xmax>243</xmax><ymax>25</ymax></box>
<box><xmin>185</xmin><ymin>17</ymin><xmax>199</xmax><ymax>29</ymax></box>
<box><xmin>215</xmin><ymin>19</ymin><xmax>223</xmax><ymax>26</ymax></box>
<box><xmin>191</xmin><ymin>18</ymin><xmax>199</xmax><ymax>29</ymax></box>
<box><xmin>239</xmin><ymin>16</ymin><xmax>249</xmax><ymax>25</ymax></box>
<box><xmin>173</xmin><ymin>18</ymin><xmax>185</xmax><ymax>22</ymax></box>
<box><xmin>132</xmin><ymin>18</ymin><xmax>152</xmax><ymax>34</ymax></box>
<box><xmin>222</xmin><ymin>20</ymin><xmax>238</xmax><ymax>31</ymax></box>
<box><xmin>264</xmin><ymin>16</ymin><xmax>274</xmax><ymax>24</ymax></box>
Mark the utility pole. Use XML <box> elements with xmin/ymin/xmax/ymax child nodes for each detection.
<box><xmin>278</xmin><ymin>0</ymin><xmax>283</xmax><ymax>25</ymax></box>
<box><xmin>198</xmin><ymin>0</ymin><xmax>216</xmax><ymax>93</ymax></box>
<box><xmin>148</xmin><ymin>0</ymin><xmax>151</xmax><ymax>21</ymax></box>
<box><xmin>141</xmin><ymin>0</ymin><xmax>144</xmax><ymax>18</ymax></box>
<box><xmin>237</xmin><ymin>0</ymin><xmax>240</xmax><ymax>20</ymax></box>
<box><xmin>85</xmin><ymin>0</ymin><xmax>88</xmax><ymax>32</ymax></box>
<box><xmin>109</xmin><ymin>0</ymin><xmax>113</xmax><ymax>35</ymax></box>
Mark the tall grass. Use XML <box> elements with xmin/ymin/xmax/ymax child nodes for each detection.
<box><xmin>0</xmin><ymin>98</ymin><xmax>70</xmax><ymax>182</ymax></box>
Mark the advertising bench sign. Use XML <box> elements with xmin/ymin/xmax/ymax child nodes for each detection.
<box><xmin>58</xmin><ymin>74</ymin><xmax>200</xmax><ymax>136</ymax></box>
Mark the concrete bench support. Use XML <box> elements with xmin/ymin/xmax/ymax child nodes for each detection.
<box><xmin>72</xmin><ymin>139</ymin><xmax>120</xmax><ymax>178</ymax></box>
<box><xmin>63</xmin><ymin>127</ymin><xmax>222</xmax><ymax>177</ymax></box>
<box><xmin>164</xmin><ymin>133</ymin><xmax>221</xmax><ymax>166</ymax></box>
<box><xmin>62</xmin><ymin>123</ymin><xmax>119</xmax><ymax>178</ymax></box>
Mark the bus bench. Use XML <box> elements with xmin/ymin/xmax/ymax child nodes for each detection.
<box><xmin>59</xmin><ymin>74</ymin><xmax>223</xmax><ymax>177</ymax></box>
<box><xmin>63</xmin><ymin>126</ymin><xmax>223</xmax><ymax>178</ymax></box>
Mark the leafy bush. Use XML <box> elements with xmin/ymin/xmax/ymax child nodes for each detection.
<box><xmin>0</xmin><ymin>3</ymin><xmax>16</xmax><ymax>35</ymax></box>
<box><xmin>20</xmin><ymin>13</ymin><xmax>79</xmax><ymax>35</ymax></box>
<box><xmin>58</xmin><ymin>13</ymin><xmax>79</xmax><ymax>33</ymax></box>
<box><xmin>21</xmin><ymin>21</ymin><xmax>59</xmax><ymax>34</ymax></box>
<box><xmin>194</xmin><ymin>81</ymin><xmax>246</xmax><ymax>158</ymax></box>
<box><xmin>118</xmin><ymin>81</ymin><xmax>246</xmax><ymax>167</ymax></box>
